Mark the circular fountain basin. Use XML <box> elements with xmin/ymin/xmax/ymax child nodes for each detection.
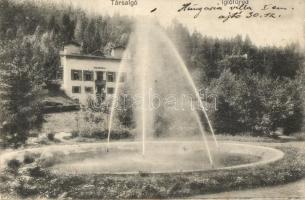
<box><xmin>0</xmin><ymin>141</ymin><xmax>283</xmax><ymax>175</ymax></box>
<box><xmin>51</xmin><ymin>141</ymin><xmax>284</xmax><ymax>174</ymax></box>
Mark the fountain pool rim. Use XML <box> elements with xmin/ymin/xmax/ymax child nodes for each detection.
<box><xmin>0</xmin><ymin>141</ymin><xmax>284</xmax><ymax>174</ymax></box>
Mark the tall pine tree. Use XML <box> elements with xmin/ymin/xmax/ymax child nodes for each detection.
<box><xmin>0</xmin><ymin>39</ymin><xmax>43</xmax><ymax>148</ymax></box>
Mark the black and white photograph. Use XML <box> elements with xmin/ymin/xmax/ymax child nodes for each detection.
<box><xmin>0</xmin><ymin>0</ymin><xmax>305</xmax><ymax>199</ymax></box>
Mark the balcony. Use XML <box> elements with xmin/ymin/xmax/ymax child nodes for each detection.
<box><xmin>95</xmin><ymin>80</ymin><xmax>106</xmax><ymax>86</ymax></box>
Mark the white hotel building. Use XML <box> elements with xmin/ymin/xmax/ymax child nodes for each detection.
<box><xmin>59</xmin><ymin>42</ymin><xmax>127</xmax><ymax>104</ymax></box>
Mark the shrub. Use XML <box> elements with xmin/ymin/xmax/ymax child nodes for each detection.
<box><xmin>116</xmin><ymin>88</ymin><xmax>135</xmax><ymax>128</ymax></box>
<box><xmin>71</xmin><ymin>130</ymin><xmax>79</xmax><ymax>138</ymax></box>
<box><xmin>74</xmin><ymin>107</ymin><xmax>108</xmax><ymax>138</ymax></box>
<box><xmin>209</xmin><ymin>70</ymin><xmax>247</xmax><ymax>133</ymax></box>
<box><xmin>47</xmin><ymin>133</ymin><xmax>55</xmax><ymax>141</ymax></box>
<box><xmin>15</xmin><ymin>179</ymin><xmax>39</xmax><ymax>197</ymax></box>
<box><xmin>28</xmin><ymin>166</ymin><xmax>45</xmax><ymax>177</ymax></box>
<box><xmin>23</xmin><ymin>153</ymin><xmax>36</xmax><ymax>164</ymax></box>
<box><xmin>210</xmin><ymin>70</ymin><xmax>304</xmax><ymax>136</ymax></box>
<box><xmin>294</xmin><ymin>132</ymin><xmax>305</xmax><ymax>141</ymax></box>
<box><xmin>141</xmin><ymin>184</ymin><xmax>162</xmax><ymax>198</ymax></box>
<box><xmin>73</xmin><ymin>101</ymin><xmax>134</xmax><ymax>140</ymax></box>
<box><xmin>37</xmin><ymin>151</ymin><xmax>64</xmax><ymax>168</ymax></box>
<box><xmin>110</xmin><ymin>129</ymin><xmax>134</xmax><ymax>140</ymax></box>
<box><xmin>7</xmin><ymin>159</ymin><xmax>22</xmax><ymax>170</ymax></box>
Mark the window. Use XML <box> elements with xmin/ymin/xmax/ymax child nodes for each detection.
<box><xmin>107</xmin><ymin>87</ymin><xmax>114</xmax><ymax>94</ymax></box>
<box><xmin>72</xmin><ymin>86</ymin><xmax>81</xmax><ymax>93</ymax></box>
<box><xmin>71</xmin><ymin>70</ymin><xmax>82</xmax><ymax>81</ymax></box>
<box><xmin>85</xmin><ymin>87</ymin><xmax>93</xmax><ymax>94</ymax></box>
<box><xmin>83</xmin><ymin>71</ymin><xmax>93</xmax><ymax>81</ymax></box>
<box><xmin>96</xmin><ymin>71</ymin><xmax>104</xmax><ymax>81</ymax></box>
<box><xmin>107</xmin><ymin>72</ymin><xmax>116</xmax><ymax>82</ymax></box>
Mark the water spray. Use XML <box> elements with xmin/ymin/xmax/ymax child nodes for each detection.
<box><xmin>158</xmin><ymin>31</ymin><xmax>219</xmax><ymax>148</ymax></box>
<box><xmin>107</xmin><ymin>52</ymin><xmax>128</xmax><ymax>152</ymax></box>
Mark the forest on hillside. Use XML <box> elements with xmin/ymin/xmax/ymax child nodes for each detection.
<box><xmin>0</xmin><ymin>0</ymin><xmax>304</xmax><ymax>146</ymax></box>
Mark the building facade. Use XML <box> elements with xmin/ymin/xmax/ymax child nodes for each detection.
<box><xmin>60</xmin><ymin>43</ymin><xmax>127</xmax><ymax>104</ymax></box>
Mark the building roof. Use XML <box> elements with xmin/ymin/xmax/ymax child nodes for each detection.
<box><xmin>60</xmin><ymin>53</ymin><xmax>123</xmax><ymax>61</ymax></box>
<box><xmin>61</xmin><ymin>43</ymin><xmax>128</xmax><ymax>60</ymax></box>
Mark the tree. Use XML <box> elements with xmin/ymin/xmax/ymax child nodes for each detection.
<box><xmin>61</xmin><ymin>14</ymin><xmax>75</xmax><ymax>43</ymax></box>
<box><xmin>39</xmin><ymin>31</ymin><xmax>60</xmax><ymax>85</ymax></box>
<box><xmin>0</xmin><ymin>40</ymin><xmax>43</xmax><ymax>147</ymax></box>
<box><xmin>82</xmin><ymin>19</ymin><xmax>102</xmax><ymax>54</ymax></box>
<box><xmin>217</xmin><ymin>56</ymin><xmax>249</xmax><ymax>75</ymax></box>
<box><xmin>116</xmin><ymin>87</ymin><xmax>134</xmax><ymax>128</ymax></box>
<box><xmin>242</xmin><ymin>35</ymin><xmax>253</xmax><ymax>53</ymax></box>
<box><xmin>48</xmin><ymin>15</ymin><xmax>60</xmax><ymax>34</ymax></box>
<box><xmin>167</xmin><ymin>20</ymin><xmax>192</xmax><ymax>66</ymax></box>
<box><xmin>74</xmin><ymin>13</ymin><xmax>87</xmax><ymax>43</ymax></box>
<box><xmin>0</xmin><ymin>0</ymin><xmax>15</xmax><ymax>39</ymax></box>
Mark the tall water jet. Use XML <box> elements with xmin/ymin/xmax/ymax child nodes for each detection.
<box><xmin>157</xmin><ymin>30</ymin><xmax>219</xmax><ymax>148</ymax></box>
<box><xmin>141</xmin><ymin>62</ymin><xmax>147</xmax><ymax>156</ymax></box>
<box><xmin>106</xmin><ymin>18</ymin><xmax>218</xmax><ymax>165</ymax></box>
<box><xmin>107</xmin><ymin>61</ymin><xmax>124</xmax><ymax>150</ymax></box>
<box><xmin>107</xmin><ymin>38</ymin><xmax>133</xmax><ymax>150</ymax></box>
<box><xmin>139</xmin><ymin>24</ymin><xmax>150</xmax><ymax>155</ymax></box>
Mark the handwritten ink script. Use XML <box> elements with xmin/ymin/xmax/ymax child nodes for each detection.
<box><xmin>177</xmin><ymin>2</ymin><xmax>294</xmax><ymax>22</ymax></box>
<box><xmin>177</xmin><ymin>3</ymin><xmax>222</xmax><ymax>18</ymax></box>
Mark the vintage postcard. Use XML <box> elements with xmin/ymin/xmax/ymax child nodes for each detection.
<box><xmin>0</xmin><ymin>0</ymin><xmax>305</xmax><ymax>199</ymax></box>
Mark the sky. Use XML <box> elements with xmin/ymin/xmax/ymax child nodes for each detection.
<box><xmin>38</xmin><ymin>0</ymin><xmax>305</xmax><ymax>47</ymax></box>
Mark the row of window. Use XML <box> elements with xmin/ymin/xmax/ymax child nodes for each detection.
<box><xmin>71</xmin><ymin>70</ymin><xmax>125</xmax><ymax>82</ymax></box>
<box><xmin>72</xmin><ymin>86</ymin><xmax>114</xmax><ymax>94</ymax></box>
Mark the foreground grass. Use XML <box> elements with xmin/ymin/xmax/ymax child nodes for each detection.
<box><xmin>0</xmin><ymin>143</ymin><xmax>305</xmax><ymax>199</ymax></box>
<box><xmin>41</xmin><ymin>112</ymin><xmax>79</xmax><ymax>133</ymax></box>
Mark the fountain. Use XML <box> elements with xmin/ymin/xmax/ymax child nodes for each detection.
<box><xmin>105</xmin><ymin>18</ymin><xmax>218</xmax><ymax>165</ymax></box>
<box><xmin>39</xmin><ymin>19</ymin><xmax>284</xmax><ymax>174</ymax></box>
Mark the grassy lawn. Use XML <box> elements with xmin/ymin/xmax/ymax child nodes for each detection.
<box><xmin>41</xmin><ymin>112</ymin><xmax>79</xmax><ymax>133</ymax></box>
<box><xmin>40</xmin><ymin>111</ymin><xmax>282</xmax><ymax>142</ymax></box>
<box><xmin>39</xmin><ymin>109</ymin><xmax>305</xmax><ymax>145</ymax></box>
<box><xmin>215</xmin><ymin>134</ymin><xmax>279</xmax><ymax>143</ymax></box>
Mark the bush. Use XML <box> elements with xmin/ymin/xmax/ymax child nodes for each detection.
<box><xmin>73</xmin><ymin>102</ymin><xmax>134</xmax><ymax>140</ymax></box>
<box><xmin>141</xmin><ymin>184</ymin><xmax>162</xmax><ymax>198</ymax></box>
<box><xmin>23</xmin><ymin>153</ymin><xmax>36</xmax><ymax>164</ymax></box>
<box><xmin>294</xmin><ymin>132</ymin><xmax>305</xmax><ymax>141</ymax></box>
<box><xmin>75</xmin><ymin>109</ymin><xmax>107</xmax><ymax>138</ymax></box>
<box><xmin>47</xmin><ymin>133</ymin><xmax>55</xmax><ymax>141</ymax></box>
<box><xmin>76</xmin><ymin>128</ymin><xmax>133</xmax><ymax>140</ymax></box>
<box><xmin>110</xmin><ymin>129</ymin><xmax>134</xmax><ymax>140</ymax></box>
<box><xmin>71</xmin><ymin>130</ymin><xmax>79</xmax><ymax>138</ymax></box>
<box><xmin>116</xmin><ymin>89</ymin><xmax>135</xmax><ymax>128</ymax></box>
<box><xmin>15</xmin><ymin>178</ymin><xmax>39</xmax><ymax>197</ymax></box>
<box><xmin>7</xmin><ymin>159</ymin><xmax>22</xmax><ymax>170</ymax></box>
<box><xmin>37</xmin><ymin>151</ymin><xmax>64</xmax><ymax>168</ymax></box>
<box><xmin>209</xmin><ymin>70</ymin><xmax>304</xmax><ymax>136</ymax></box>
<box><xmin>28</xmin><ymin>166</ymin><xmax>45</xmax><ymax>177</ymax></box>
<box><xmin>43</xmin><ymin>105</ymin><xmax>80</xmax><ymax>113</ymax></box>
